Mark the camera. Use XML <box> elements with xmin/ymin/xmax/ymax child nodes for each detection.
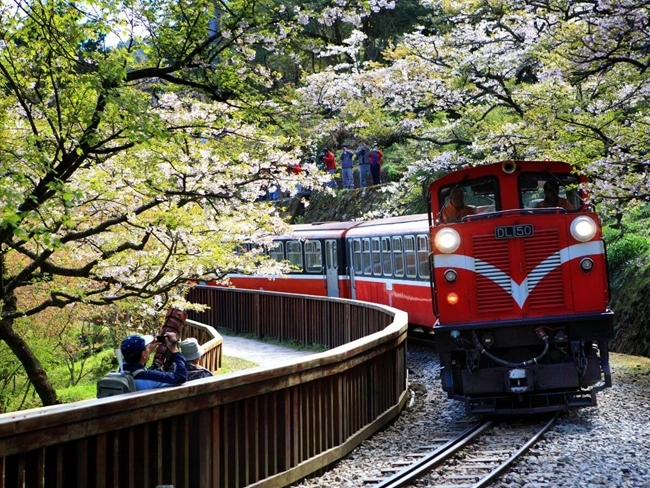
<box><xmin>155</xmin><ymin>334</ymin><xmax>178</xmax><ymax>345</ymax></box>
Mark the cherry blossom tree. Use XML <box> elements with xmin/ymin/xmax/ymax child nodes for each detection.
<box><xmin>0</xmin><ymin>0</ymin><xmax>392</xmax><ymax>406</ymax></box>
<box><xmin>297</xmin><ymin>0</ymin><xmax>650</xmax><ymax>220</ymax></box>
<box><xmin>5</xmin><ymin>0</ymin><xmax>647</xmax><ymax>408</ymax></box>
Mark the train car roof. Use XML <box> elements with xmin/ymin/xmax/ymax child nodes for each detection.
<box><xmin>292</xmin><ymin>221</ymin><xmax>362</xmax><ymax>232</ymax></box>
<box><xmin>288</xmin><ymin>214</ymin><xmax>430</xmax><ymax>240</ymax></box>
<box><xmin>345</xmin><ymin>213</ymin><xmax>429</xmax><ymax>238</ymax></box>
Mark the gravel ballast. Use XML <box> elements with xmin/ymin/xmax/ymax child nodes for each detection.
<box><xmin>292</xmin><ymin>345</ymin><xmax>650</xmax><ymax>488</ymax></box>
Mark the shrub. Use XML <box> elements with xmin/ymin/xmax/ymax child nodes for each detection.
<box><xmin>607</xmin><ymin>233</ymin><xmax>650</xmax><ymax>270</ymax></box>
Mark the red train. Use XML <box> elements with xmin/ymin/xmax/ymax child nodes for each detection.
<box><xmin>207</xmin><ymin>160</ymin><xmax>614</xmax><ymax>414</ymax></box>
<box><xmin>222</xmin><ymin>214</ymin><xmax>435</xmax><ymax>327</ymax></box>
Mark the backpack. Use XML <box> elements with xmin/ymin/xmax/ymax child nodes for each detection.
<box><xmin>97</xmin><ymin>368</ymin><xmax>144</xmax><ymax>398</ymax></box>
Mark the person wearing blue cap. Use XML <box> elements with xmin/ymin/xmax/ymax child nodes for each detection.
<box><xmin>120</xmin><ymin>333</ymin><xmax>187</xmax><ymax>390</ymax></box>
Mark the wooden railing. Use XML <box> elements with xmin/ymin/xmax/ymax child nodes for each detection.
<box><xmin>0</xmin><ymin>287</ymin><xmax>408</xmax><ymax>488</ymax></box>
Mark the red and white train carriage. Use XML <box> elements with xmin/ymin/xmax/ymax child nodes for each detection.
<box><xmin>224</xmin><ymin>214</ymin><xmax>435</xmax><ymax>327</ymax></box>
<box><xmin>210</xmin><ymin>159</ymin><xmax>613</xmax><ymax>414</ymax></box>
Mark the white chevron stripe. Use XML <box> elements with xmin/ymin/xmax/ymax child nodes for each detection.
<box><xmin>434</xmin><ymin>241</ymin><xmax>604</xmax><ymax>309</ymax></box>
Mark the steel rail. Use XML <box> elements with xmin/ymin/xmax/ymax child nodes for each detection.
<box><xmin>372</xmin><ymin>420</ymin><xmax>493</xmax><ymax>488</ymax></box>
<box><xmin>471</xmin><ymin>413</ymin><xmax>559</xmax><ymax>488</ymax></box>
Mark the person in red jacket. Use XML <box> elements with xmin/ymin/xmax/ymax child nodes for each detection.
<box><xmin>368</xmin><ymin>146</ymin><xmax>383</xmax><ymax>185</ymax></box>
<box><xmin>322</xmin><ymin>148</ymin><xmax>338</xmax><ymax>188</ymax></box>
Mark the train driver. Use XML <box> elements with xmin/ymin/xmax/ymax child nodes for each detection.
<box><xmin>441</xmin><ymin>188</ymin><xmax>477</xmax><ymax>223</ymax></box>
<box><xmin>535</xmin><ymin>180</ymin><xmax>574</xmax><ymax>210</ymax></box>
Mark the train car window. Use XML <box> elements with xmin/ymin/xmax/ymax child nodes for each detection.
<box><xmin>405</xmin><ymin>235</ymin><xmax>417</xmax><ymax>278</ymax></box>
<box><xmin>393</xmin><ymin>236</ymin><xmax>404</xmax><ymax>277</ymax></box>
<box><xmin>236</xmin><ymin>242</ymin><xmax>257</xmax><ymax>255</ymax></box>
<box><xmin>417</xmin><ymin>235</ymin><xmax>430</xmax><ymax>279</ymax></box>
<box><xmin>372</xmin><ymin>238</ymin><xmax>382</xmax><ymax>275</ymax></box>
<box><xmin>304</xmin><ymin>240</ymin><xmax>322</xmax><ymax>273</ymax></box>
<box><xmin>519</xmin><ymin>174</ymin><xmax>582</xmax><ymax>209</ymax></box>
<box><xmin>351</xmin><ymin>238</ymin><xmax>363</xmax><ymax>275</ymax></box>
<box><xmin>362</xmin><ymin>238</ymin><xmax>371</xmax><ymax>275</ymax></box>
<box><xmin>382</xmin><ymin>237</ymin><xmax>393</xmax><ymax>276</ymax></box>
<box><xmin>286</xmin><ymin>240</ymin><xmax>303</xmax><ymax>270</ymax></box>
<box><xmin>438</xmin><ymin>177</ymin><xmax>499</xmax><ymax>222</ymax></box>
<box><xmin>269</xmin><ymin>241</ymin><xmax>284</xmax><ymax>262</ymax></box>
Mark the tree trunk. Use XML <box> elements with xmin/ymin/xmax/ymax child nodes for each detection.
<box><xmin>0</xmin><ymin>293</ymin><xmax>60</xmax><ymax>407</ymax></box>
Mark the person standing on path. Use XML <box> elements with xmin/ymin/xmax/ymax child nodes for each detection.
<box><xmin>322</xmin><ymin>148</ymin><xmax>337</xmax><ymax>189</ymax></box>
<box><xmin>356</xmin><ymin>142</ymin><xmax>371</xmax><ymax>188</ymax></box>
<box><xmin>340</xmin><ymin>144</ymin><xmax>355</xmax><ymax>189</ymax></box>
<box><xmin>368</xmin><ymin>146</ymin><xmax>383</xmax><ymax>185</ymax></box>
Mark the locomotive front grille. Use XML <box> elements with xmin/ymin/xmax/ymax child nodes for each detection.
<box><xmin>473</xmin><ymin>234</ymin><xmax>512</xmax><ymax>312</ymax></box>
<box><xmin>524</xmin><ymin>229</ymin><xmax>565</xmax><ymax>308</ymax></box>
<box><xmin>472</xmin><ymin>229</ymin><xmax>566</xmax><ymax>313</ymax></box>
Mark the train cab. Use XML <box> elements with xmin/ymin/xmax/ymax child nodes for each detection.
<box><xmin>429</xmin><ymin>160</ymin><xmax>615</xmax><ymax>414</ymax></box>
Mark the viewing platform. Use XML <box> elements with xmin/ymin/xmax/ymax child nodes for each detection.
<box><xmin>0</xmin><ymin>286</ymin><xmax>409</xmax><ymax>488</ymax></box>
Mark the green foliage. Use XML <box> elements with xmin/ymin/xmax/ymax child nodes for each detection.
<box><xmin>617</xmin><ymin>203</ymin><xmax>650</xmax><ymax>237</ymax></box>
<box><xmin>0</xmin><ymin>0</ymin><xmax>308</xmax><ymax>406</ymax></box>
<box><xmin>606</xmin><ymin>233</ymin><xmax>650</xmax><ymax>270</ymax></box>
<box><xmin>0</xmin><ymin>322</ymin><xmax>113</xmax><ymax>411</ymax></box>
<box><xmin>604</xmin><ymin>202</ymin><xmax>650</xmax><ymax>271</ymax></box>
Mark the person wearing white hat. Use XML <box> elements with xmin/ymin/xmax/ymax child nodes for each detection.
<box><xmin>180</xmin><ymin>338</ymin><xmax>213</xmax><ymax>380</ymax></box>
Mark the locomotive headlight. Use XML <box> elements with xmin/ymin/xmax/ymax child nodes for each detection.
<box><xmin>447</xmin><ymin>293</ymin><xmax>459</xmax><ymax>305</ymax></box>
<box><xmin>435</xmin><ymin>228</ymin><xmax>461</xmax><ymax>254</ymax></box>
<box><xmin>570</xmin><ymin>216</ymin><xmax>597</xmax><ymax>242</ymax></box>
<box><xmin>444</xmin><ymin>269</ymin><xmax>458</xmax><ymax>283</ymax></box>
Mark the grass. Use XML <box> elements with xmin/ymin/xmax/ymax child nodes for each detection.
<box><xmin>219</xmin><ymin>355</ymin><xmax>259</xmax><ymax>374</ymax></box>
<box><xmin>57</xmin><ymin>350</ymin><xmax>260</xmax><ymax>404</ymax></box>
<box><xmin>610</xmin><ymin>352</ymin><xmax>650</xmax><ymax>377</ymax></box>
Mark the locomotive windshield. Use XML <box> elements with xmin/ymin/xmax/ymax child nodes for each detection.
<box><xmin>438</xmin><ymin>176</ymin><xmax>499</xmax><ymax>222</ymax></box>
<box><xmin>518</xmin><ymin>173</ymin><xmax>582</xmax><ymax>210</ymax></box>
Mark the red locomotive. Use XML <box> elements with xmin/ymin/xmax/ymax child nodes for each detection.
<box><xmin>430</xmin><ymin>160</ymin><xmax>613</xmax><ymax>414</ymax></box>
<box><xmin>205</xmin><ymin>160</ymin><xmax>613</xmax><ymax>414</ymax></box>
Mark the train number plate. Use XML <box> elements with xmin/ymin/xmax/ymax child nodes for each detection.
<box><xmin>495</xmin><ymin>224</ymin><xmax>534</xmax><ymax>239</ymax></box>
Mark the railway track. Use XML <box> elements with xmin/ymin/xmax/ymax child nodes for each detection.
<box><xmin>364</xmin><ymin>413</ymin><xmax>558</xmax><ymax>488</ymax></box>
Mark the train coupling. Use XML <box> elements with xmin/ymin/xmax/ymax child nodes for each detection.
<box><xmin>505</xmin><ymin>368</ymin><xmax>533</xmax><ymax>393</ymax></box>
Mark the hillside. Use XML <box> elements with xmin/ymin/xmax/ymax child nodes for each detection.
<box><xmin>281</xmin><ymin>183</ymin><xmax>427</xmax><ymax>224</ymax></box>
<box><xmin>608</xmin><ymin>267</ymin><xmax>650</xmax><ymax>357</ymax></box>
